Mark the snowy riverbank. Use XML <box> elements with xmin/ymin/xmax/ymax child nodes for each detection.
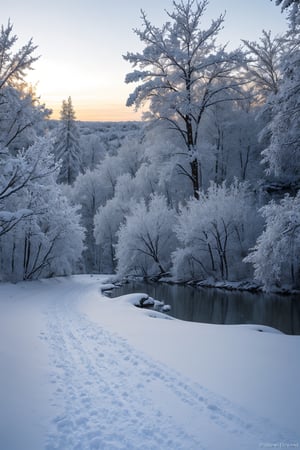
<box><xmin>118</xmin><ymin>274</ymin><xmax>300</xmax><ymax>296</ymax></box>
<box><xmin>0</xmin><ymin>274</ymin><xmax>299</xmax><ymax>449</ymax></box>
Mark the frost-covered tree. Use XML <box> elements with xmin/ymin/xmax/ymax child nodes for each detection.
<box><xmin>54</xmin><ymin>96</ymin><xmax>82</xmax><ymax>184</ymax></box>
<box><xmin>245</xmin><ymin>192</ymin><xmax>300</xmax><ymax>290</ymax></box>
<box><xmin>196</xmin><ymin>101</ymin><xmax>262</xmax><ymax>187</ymax></box>
<box><xmin>70</xmin><ymin>166</ymin><xmax>116</xmax><ymax>273</ymax></box>
<box><xmin>0</xmin><ymin>20</ymin><xmax>38</xmax><ymax>89</ymax></box>
<box><xmin>0</xmin><ymin>21</ymin><xmax>49</xmax><ymax>153</ymax></box>
<box><xmin>80</xmin><ymin>134</ymin><xmax>106</xmax><ymax>171</ymax></box>
<box><xmin>115</xmin><ymin>194</ymin><xmax>176</xmax><ymax>277</ymax></box>
<box><xmin>1</xmin><ymin>190</ymin><xmax>84</xmax><ymax>281</ymax></box>
<box><xmin>77</xmin><ymin>133</ymin><xmax>146</xmax><ymax>273</ymax></box>
<box><xmin>0</xmin><ymin>138</ymin><xmax>56</xmax><ymax>239</ymax></box>
<box><xmin>242</xmin><ymin>30</ymin><xmax>285</xmax><ymax>100</ymax></box>
<box><xmin>0</xmin><ymin>85</ymin><xmax>50</xmax><ymax>154</ymax></box>
<box><xmin>124</xmin><ymin>0</ymin><xmax>245</xmax><ymax>198</ymax></box>
<box><xmin>275</xmin><ymin>0</ymin><xmax>299</xmax><ymax>7</ymax></box>
<box><xmin>93</xmin><ymin>171</ymin><xmax>143</xmax><ymax>273</ymax></box>
<box><xmin>94</xmin><ymin>194</ymin><xmax>131</xmax><ymax>273</ymax></box>
<box><xmin>172</xmin><ymin>181</ymin><xmax>259</xmax><ymax>281</ymax></box>
<box><xmin>0</xmin><ymin>139</ymin><xmax>85</xmax><ymax>281</ymax></box>
<box><xmin>0</xmin><ymin>23</ymin><xmax>85</xmax><ymax>281</ymax></box>
<box><xmin>261</xmin><ymin>46</ymin><xmax>300</xmax><ymax>182</ymax></box>
<box><xmin>0</xmin><ymin>22</ymin><xmax>51</xmax><ymax>240</ymax></box>
<box><xmin>0</xmin><ymin>151</ymin><xmax>33</xmax><ymax>237</ymax></box>
<box><xmin>241</xmin><ymin>30</ymin><xmax>289</xmax><ymax>172</ymax></box>
<box><xmin>273</xmin><ymin>0</ymin><xmax>300</xmax><ymax>28</ymax></box>
<box><xmin>142</xmin><ymin>122</ymin><xmax>194</xmax><ymax>204</ymax></box>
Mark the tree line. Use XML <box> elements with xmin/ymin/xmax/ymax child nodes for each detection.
<box><xmin>0</xmin><ymin>0</ymin><xmax>299</xmax><ymax>291</ymax></box>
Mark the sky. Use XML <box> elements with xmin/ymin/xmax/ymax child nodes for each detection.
<box><xmin>3</xmin><ymin>0</ymin><xmax>288</xmax><ymax>122</ymax></box>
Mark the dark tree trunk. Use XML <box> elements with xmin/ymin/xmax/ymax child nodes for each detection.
<box><xmin>186</xmin><ymin>115</ymin><xmax>200</xmax><ymax>199</ymax></box>
<box><xmin>190</xmin><ymin>159</ymin><xmax>200</xmax><ymax>200</ymax></box>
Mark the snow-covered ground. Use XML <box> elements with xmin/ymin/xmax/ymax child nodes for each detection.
<box><xmin>0</xmin><ymin>275</ymin><xmax>299</xmax><ymax>450</ymax></box>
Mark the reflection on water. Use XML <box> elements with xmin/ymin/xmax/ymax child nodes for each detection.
<box><xmin>109</xmin><ymin>281</ymin><xmax>300</xmax><ymax>335</ymax></box>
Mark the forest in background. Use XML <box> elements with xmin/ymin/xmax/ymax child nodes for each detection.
<box><xmin>0</xmin><ymin>0</ymin><xmax>299</xmax><ymax>291</ymax></box>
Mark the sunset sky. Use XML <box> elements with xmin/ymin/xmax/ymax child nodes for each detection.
<box><xmin>3</xmin><ymin>0</ymin><xmax>288</xmax><ymax>122</ymax></box>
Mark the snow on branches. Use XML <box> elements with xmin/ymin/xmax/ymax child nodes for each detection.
<box><xmin>124</xmin><ymin>0</ymin><xmax>246</xmax><ymax>198</ymax></box>
<box><xmin>245</xmin><ymin>192</ymin><xmax>300</xmax><ymax>290</ymax></box>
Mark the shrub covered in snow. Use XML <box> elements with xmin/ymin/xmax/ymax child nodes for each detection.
<box><xmin>172</xmin><ymin>181</ymin><xmax>260</xmax><ymax>281</ymax></box>
<box><xmin>245</xmin><ymin>192</ymin><xmax>300</xmax><ymax>291</ymax></box>
<box><xmin>115</xmin><ymin>194</ymin><xmax>177</xmax><ymax>277</ymax></box>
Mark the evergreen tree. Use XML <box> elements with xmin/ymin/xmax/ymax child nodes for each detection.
<box><xmin>54</xmin><ymin>96</ymin><xmax>82</xmax><ymax>185</ymax></box>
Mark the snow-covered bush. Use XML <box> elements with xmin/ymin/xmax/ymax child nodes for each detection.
<box><xmin>115</xmin><ymin>194</ymin><xmax>177</xmax><ymax>277</ymax></box>
<box><xmin>244</xmin><ymin>192</ymin><xmax>300</xmax><ymax>291</ymax></box>
<box><xmin>172</xmin><ymin>181</ymin><xmax>260</xmax><ymax>281</ymax></box>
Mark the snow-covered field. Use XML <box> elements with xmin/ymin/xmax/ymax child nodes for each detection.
<box><xmin>0</xmin><ymin>275</ymin><xmax>299</xmax><ymax>450</ymax></box>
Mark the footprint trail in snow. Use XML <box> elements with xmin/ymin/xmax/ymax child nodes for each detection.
<box><xmin>42</xmin><ymin>286</ymin><xmax>295</xmax><ymax>450</ymax></box>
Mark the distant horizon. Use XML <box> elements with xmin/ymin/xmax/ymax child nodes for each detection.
<box><xmin>47</xmin><ymin>103</ymin><xmax>142</xmax><ymax>122</ymax></box>
<box><xmin>48</xmin><ymin>114</ymin><xmax>142</xmax><ymax>123</ymax></box>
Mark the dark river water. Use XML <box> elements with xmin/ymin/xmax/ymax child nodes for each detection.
<box><xmin>109</xmin><ymin>281</ymin><xmax>300</xmax><ymax>335</ymax></box>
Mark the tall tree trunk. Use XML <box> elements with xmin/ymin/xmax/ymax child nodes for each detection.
<box><xmin>186</xmin><ymin>116</ymin><xmax>200</xmax><ymax>199</ymax></box>
<box><xmin>190</xmin><ymin>159</ymin><xmax>200</xmax><ymax>200</ymax></box>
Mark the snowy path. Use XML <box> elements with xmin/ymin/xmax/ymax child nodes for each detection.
<box><xmin>1</xmin><ymin>276</ymin><xmax>299</xmax><ymax>449</ymax></box>
<box><xmin>45</xmin><ymin>295</ymin><xmax>204</xmax><ymax>449</ymax></box>
<box><xmin>41</xmin><ymin>278</ymin><xmax>295</xmax><ymax>450</ymax></box>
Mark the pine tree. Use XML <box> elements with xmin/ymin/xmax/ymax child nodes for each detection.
<box><xmin>54</xmin><ymin>96</ymin><xmax>82</xmax><ymax>185</ymax></box>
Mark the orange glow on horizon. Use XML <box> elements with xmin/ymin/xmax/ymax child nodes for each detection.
<box><xmin>48</xmin><ymin>103</ymin><xmax>142</xmax><ymax>122</ymax></box>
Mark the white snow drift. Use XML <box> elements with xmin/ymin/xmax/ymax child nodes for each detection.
<box><xmin>0</xmin><ymin>275</ymin><xmax>299</xmax><ymax>450</ymax></box>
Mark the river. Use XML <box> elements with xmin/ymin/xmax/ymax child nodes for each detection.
<box><xmin>109</xmin><ymin>280</ymin><xmax>300</xmax><ymax>335</ymax></box>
